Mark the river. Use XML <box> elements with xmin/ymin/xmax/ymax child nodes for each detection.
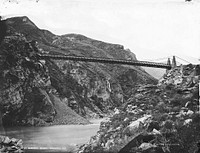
<box><xmin>2</xmin><ymin>118</ymin><xmax>105</xmax><ymax>152</ymax></box>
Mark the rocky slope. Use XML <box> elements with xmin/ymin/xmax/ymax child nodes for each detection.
<box><xmin>0</xmin><ymin>16</ymin><xmax>156</xmax><ymax>126</ymax></box>
<box><xmin>78</xmin><ymin>64</ymin><xmax>200</xmax><ymax>153</ymax></box>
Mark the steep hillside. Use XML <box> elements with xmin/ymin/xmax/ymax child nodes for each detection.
<box><xmin>79</xmin><ymin>64</ymin><xmax>200</xmax><ymax>153</ymax></box>
<box><xmin>0</xmin><ymin>16</ymin><xmax>156</xmax><ymax>126</ymax></box>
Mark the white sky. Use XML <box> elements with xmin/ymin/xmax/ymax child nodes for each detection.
<box><xmin>1</xmin><ymin>0</ymin><xmax>200</xmax><ymax>63</ymax></box>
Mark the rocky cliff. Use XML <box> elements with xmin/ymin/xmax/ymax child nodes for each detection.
<box><xmin>79</xmin><ymin>64</ymin><xmax>200</xmax><ymax>153</ymax></box>
<box><xmin>0</xmin><ymin>16</ymin><xmax>156</xmax><ymax>126</ymax></box>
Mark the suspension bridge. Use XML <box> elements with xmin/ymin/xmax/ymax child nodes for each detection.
<box><xmin>36</xmin><ymin>53</ymin><xmax>185</xmax><ymax>70</ymax></box>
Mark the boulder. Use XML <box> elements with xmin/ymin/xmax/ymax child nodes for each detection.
<box><xmin>138</xmin><ymin>142</ymin><xmax>156</xmax><ymax>151</ymax></box>
<box><xmin>0</xmin><ymin>136</ymin><xmax>23</xmax><ymax>153</ymax></box>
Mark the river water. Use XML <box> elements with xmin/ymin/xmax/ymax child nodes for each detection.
<box><xmin>2</xmin><ymin>119</ymin><xmax>105</xmax><ymax>151</ymax></box>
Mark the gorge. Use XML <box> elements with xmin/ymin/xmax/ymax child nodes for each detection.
<box><xmin>0</xmin><ymin>16</ymin><xmax>199</xmax><ymax>153</ymax></box>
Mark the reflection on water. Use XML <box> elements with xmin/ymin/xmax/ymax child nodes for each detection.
<box><xmin>1</xmin><ymin>119</ymin><xmax>105</xmax><ymax>148</ymax></box>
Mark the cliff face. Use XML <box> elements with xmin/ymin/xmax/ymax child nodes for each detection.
<box><xmin>0</xmin><ymin>16</ymin><xmax>156</xmax><ymax>126</ymax></box>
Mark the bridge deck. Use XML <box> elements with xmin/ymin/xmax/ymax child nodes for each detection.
<box><xmin>37</xmin><ymin>54</ymin><xmax>171</xmax><ymax>69</ymax></box>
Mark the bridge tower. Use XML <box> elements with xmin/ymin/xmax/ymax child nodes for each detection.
<box><xmin>172</xmin><ymin>56</ymin><xmax>177</xmax><ymax>68</ymax></box>
<box><xmin>167</xmin><ymin>58</ymin><xmax>171</xmax><ymax>66</ymax></box>
<box><xmin>166</xmin><ymin>58</ymin><xmax>172</xmax><ymax>73</ymax></box>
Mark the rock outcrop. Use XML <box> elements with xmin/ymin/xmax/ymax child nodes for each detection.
<box><xmin>78</xmin><ymin>64</ymin><xmax>200</xmax><ymax>153</ymax></box>
<box><xmin>0</xmin><ymin>16</ymin><xmax>156</xmax><ymax>126</ymax></box>
<box><xmin>0</xmin><ymin>136</ymin><xmax>23</xmax><ymax>153</ymax></box>
<box><xmin>0</xmin><ymin>33</ymin><xmax>89</xmax><ymax>126</ymax></box>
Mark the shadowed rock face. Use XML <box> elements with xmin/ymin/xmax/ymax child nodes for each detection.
<box><xmin>0</xmin><ymin>16</ymin><xmax>156</xmax><ymax>126</ymax></box>
<box><xmin>0</xmin><ymin>34</ymin><xmax>55</xmax><ymax>126</ymax></box>
<box><xmin>0</xmin><ymin>17</ymin><xmax>7</xmax><ymax>44</ymax></box>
